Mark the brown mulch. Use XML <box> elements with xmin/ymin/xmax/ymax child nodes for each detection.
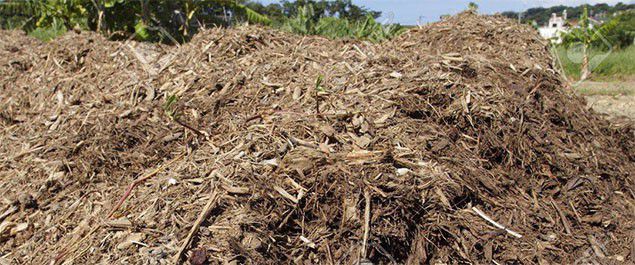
<box><xmin>0</xmin><ymin>12</ymin><xmax>633</xmax><ymax>264</ymax></box>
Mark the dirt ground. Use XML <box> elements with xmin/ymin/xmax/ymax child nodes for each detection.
<box><xmin>579</xmin><ymin>80</ymin><xmax>635</xmax><ymax>121</ymax></box>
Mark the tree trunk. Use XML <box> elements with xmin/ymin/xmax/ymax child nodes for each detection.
<box><xmin>580</xmin><ymin>44</ymin><xmax>590</xmax><ymax>81</ymax></box>
<box><xmin>97</xmin><ymin>10</ymin><xmax>104</xmax><ymax>33</ymax></box>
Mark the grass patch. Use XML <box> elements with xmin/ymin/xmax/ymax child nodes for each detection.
<box><xmin>555</xmin><ymin>45</ymin><xmax>635</xmax><ymax>81</ymax></box>
<box><xmin>575</xmin><ymin>81</ymin><xmax>635</xmax><ymax>96</ymax></box>
<box><xmin>28</xmin><ymin>22</ymin><xmax>66</xmax><ymax>41</ymax></box>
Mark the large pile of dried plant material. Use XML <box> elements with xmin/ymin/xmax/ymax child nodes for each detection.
<box><xmin>1</xmin><ymin>12</ymin><xmax>634</xmax><ymax>264</ymax></box>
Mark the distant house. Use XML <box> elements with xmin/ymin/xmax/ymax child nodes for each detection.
<box><xmin>537</xmin><ymin>10</ymin><xmax>607</xmax><ymax>44</ymax></box>
<box><xmin>538</xmin><ymin>11</ymin><xmax>568</xmax><ymax>43</ymax></box>
<box><xmin>568</xmin><ymin>17</ymin><xmax>603</xmax><ymax>29</ymax></box>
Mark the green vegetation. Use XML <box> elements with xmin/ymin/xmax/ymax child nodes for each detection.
<box><xmin>560</xmin><ymin>9</ymin><xmax>635</xmax><ymax>50</ymax></box>
<box><xmin>163</xmin><ymin>94</ymin><xmax>180</xmax><ymax>120</ymax></box>
<box><xmin>245</xmin><ymin>0</ymin><xmax>382</xmax><ymax>22</ymax></box>
<box><xmin>504</xmin><ymin>3</ymin><xmax>635</xmax><ymax>50</ymax></box>
<box><xmin>28</xmin><ymin>20</ymin><xmax>66</xmax><ymax>41</ymax></box>
<box><xmin>1</xmin><ymin>0</ymin><xmax>403</xmax><ymax>43</ymax></box>
<box><xmin>555</xmin><ymin>45</ymin><xmax>635</xmax><ymax>80</ymax></box>
<box><xmin>553</xmin><ymin>6</ymin><xmax>635</xmax><ymax>81</ymax></box>
<box><xmin>0</xmin><ymin>0</ymin><xmax>272</xmax><ymax>42</ymax></box>
<box><xmin>508</xmin><ymin>2</ymin><xmax>635</xmax><ymax>82</ymax></box>
<box><xmin>278</xmin><ymin>4</ymin><xmax>403</xmax><ymax>42</ymax></box>
<box><xmin>592</xmin><ymin>10</ymin><xmax>635</xmax><ymax>49</ymax></box>
<box><xmin>244</xmin><ymin>1</ymin><xmax>404</xmax><ymax>42</ymax></box>
<box><xmin>576</xmin><ymin>5</ymin><xmax>591</xmax><ymax>80</ymax></box>
<box><xmin>576</xmin><ymin>81</ymin><xmax>634</xmax><ymax>96</ymax></box>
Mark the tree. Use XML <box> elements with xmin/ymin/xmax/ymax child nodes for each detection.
<box><xmin>579</xmin><ymin>5</ymin><xmax>591</xmax><ymax>81</ymax></box>
<box><xmin>468</xmin><ymin>2</ymin><xmax>478</xmax><ymax>12</ymax></box>
<box><xmin>283</xmin><ymin>4</ymin><xmax>317</xmax><ymax>35</ymax></box>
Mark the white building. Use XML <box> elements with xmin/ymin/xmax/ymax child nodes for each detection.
<box><xmin>538</xmin><ymin>11</ymin><xmax>568</xmax><ymax>43</ymax></box>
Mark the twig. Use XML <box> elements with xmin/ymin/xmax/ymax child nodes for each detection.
<box><xmin>9</xmin><ymin>146</ymin><xmax>44</xmax><ymax>161</ymax></box>
<box><xmin>551</xmin><ymin>198</ymin><xmax>572</xmax><ymax>235</ymax></box>
<box><xmin>108</xmin><ymin>153</ymin><xmax>185</xmax><ymax>218</ymax></box>
<box><xmin>174</xmin><ymin>118</ymin><xmax>207</xmax><ymax>138</ymax></box>
<box><xmin>326</xmin><ymin>244</ymin><xmax>334</xmax><ymax>265</ymax></box>
<box><xmin>173</xmin><ymin>186</ymin><xmax>221</xmax><ymax>264</ymax></box>
<box><xmin>244</xmin><ymin>114</ymin><xmax>262</xmax><ymax>123</ymax></box>
<box><xmin>471</xmin><ymin>207</ymin><xmax>522</xmax><ymax>238</ymax></box>
<box><xmin>0</xmin><ymin>205</ymin><xmax>18</xmax><ymax>222</ymax></box>
<box><xmin>274</xmin><ymin>185</ymin><xmax>300</xmax><ymax>204</ymax></box>
<box><xmin>361</xmin><ymin>190</ymin><xmax>372</xmax><ymax>259</ymax></box>
<box><xmin>587</xmin><ymin>234</ymin><xmax>607</xmax><ymax>258</ymax></box>
<box><xmin>569</xmin><ymin>201</ymin><xmax>583</xmax><ymax>224</ymax></box>
<box><xmin>286</xmin><ymin>135</ymin><xmax>319</xmax><ymax>149</ymax></box>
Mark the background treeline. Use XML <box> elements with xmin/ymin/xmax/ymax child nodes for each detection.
<box><xmin>245</xmin><ymin>0</ymin><xmax>404</xmax><ymax>42</ymax></box>
<box><xmin>245</xmin><ymin>0</ymin><xmax>381</xmax><ymax>22</ymax></box>
<box><xmin>0</xmin><ymin>0</ymin><xmax>404</xmax><ymax>42</ymax></box>
<box><xmin>501</xmin><ymin>2</ymin><xmax>635</xmax><ymax>26</ymax></box>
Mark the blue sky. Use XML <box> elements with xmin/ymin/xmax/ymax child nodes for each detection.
<box><xmin>255</xmin><ymin>0</ymin><xmax>635</xmax><ymax>25</ymax></box>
